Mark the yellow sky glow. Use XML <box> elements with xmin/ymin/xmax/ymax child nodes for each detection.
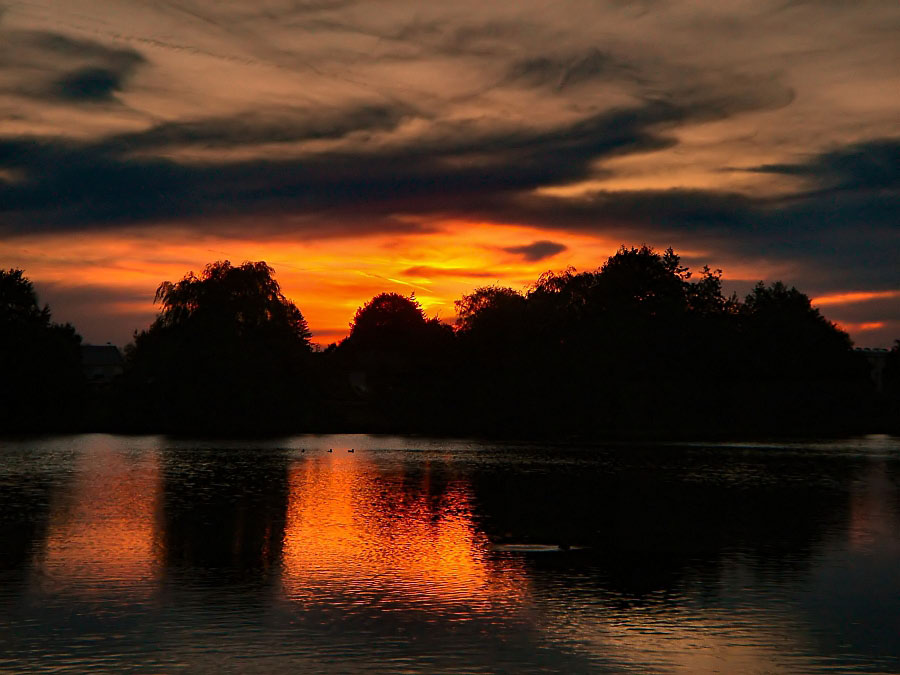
<box><xmin>1</xmin><ymin>222</ymin><xmax>618</xmax><ymax>345</ymax></box>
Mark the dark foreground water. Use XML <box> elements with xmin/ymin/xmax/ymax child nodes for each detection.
<box><xmin>1</xmin><ymin>435</ymin><xmax>899</xmax><ymax>674</ymax></box>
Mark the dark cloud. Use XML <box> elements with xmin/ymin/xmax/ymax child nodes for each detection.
<box><xmin>502</xmin><ymin>240</ymin><xmax>567</xmax><ymax>262</ymax></box>
<box><xmin>1</xmin><ymin>101</ymin><xmax>895</xmax><ymax>303</ymax></box>
<box><xmin>0</xmin><ymin>30</ymin><xmax>145</xmax><ymax>103</ymax></box>
<box><xmin>0</xmin><ymin>75</ymin><xmax>803</xmax><ymax>237</ymax></box>
<box><xmin>489</xmin><ymin>181</ymin><xmax>898</xmax><ymax>292</ymax></box>
<box><xmin>53</xmin><ymin>67</ymin><xmax>125</xmax><ymax>102</ymax></box>
<box><xmin>454</xmin><ymin>137</ymin><xmax>897</xmax><ymax>291</ymax></box>
<box><xmin>0</xmin><ymin>99</ymin><xmax>687</xmax><ymax>234</ymax></box>
<box><xmin>37</xmin><ymin>281</ymin><xmax>152</xmax><ymax>309</ymax></box>
<box><xmin>0</xmin><ymin>14</ymin><xmax>807</xmax><ymax>236</ymax></box>
<box><xmin>747</xmin><ymin>138</ymin><xmax>900</xmax><ymax>191</ymax></box>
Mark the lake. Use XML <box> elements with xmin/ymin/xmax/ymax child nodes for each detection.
<box><xmin>1</xmin><ymin>434</ymin><xmax>898</xmax><ymax>673</ymax></box>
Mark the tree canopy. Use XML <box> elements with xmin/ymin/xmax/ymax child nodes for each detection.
<box><xmin>344</xmin><ymin>292</ymin><xmax>440</xmax><ymax>352</ymax></box>
<box><xmin>152</xmin><ymin>260</ymin><xmax>311</xmax><ymax>344</ymax></box>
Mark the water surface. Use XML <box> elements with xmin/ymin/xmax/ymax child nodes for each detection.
<box><xmin>1</xmin><ymin>434</ymin><xmax>898</xmax><ymax>673</ymax></box>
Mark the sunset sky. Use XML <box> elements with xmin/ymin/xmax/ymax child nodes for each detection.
<box><xmin>1</xmin><ymin>1</ymin><xmax>897</xmax><ymax>347</ymax></box>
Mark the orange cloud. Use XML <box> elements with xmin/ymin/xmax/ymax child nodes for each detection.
<box><xmin>812</xmin><ymin>290</ymin><xmax>900</xmax><ymax>306</ymax></box>
<box><xmin>836</xmin><ymin>321</ymin><xmax>885</xmax><ymax>333</ymax></box>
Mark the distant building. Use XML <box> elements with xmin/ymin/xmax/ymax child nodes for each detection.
<box><xmin>855</xmin><ymin>347</ymin><xmax>890</xmax><ymax>393</ymax></box>
<box><xmin>81</xmin><ymin>344</ymin><xmax>124</xmax><ymax>385</ymax></box>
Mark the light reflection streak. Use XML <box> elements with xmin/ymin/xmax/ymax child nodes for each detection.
<box><xmin>280</xmin><ymin>454</ymin><xmax>528</xmax><ymax>615</ymax></box>
<box><xmin>35</xmin><ymin>442</ymin><xmax>162</xmax><ymax>597</ymax></box>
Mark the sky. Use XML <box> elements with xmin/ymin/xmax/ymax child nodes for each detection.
<box><xmin>0</xmin><ymin>0</ymin><xmax>897</xmax><ymax>348</ymax></box>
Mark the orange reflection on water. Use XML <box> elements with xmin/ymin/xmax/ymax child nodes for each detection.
<box><xmin>36</xmin><ymin>441</ymin><xmax>162</xmax><ymax>596</ymax></box>
<box><xmin>280</xmin><ymin>454</ymin><xmax>527</xmax><ymax>614</ymax></box>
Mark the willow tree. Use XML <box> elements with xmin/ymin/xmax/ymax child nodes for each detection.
<box><xmin>125</xmin><ymin>261</ymin><xmax>314</xmax><ymax>433</ymax></box>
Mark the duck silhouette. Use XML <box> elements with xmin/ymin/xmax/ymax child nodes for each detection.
<box><xmin>348</xmin><ymin>448</ymin><xmax>355</xmax><ymax>453</ymax></box>
<box><xmin>328</xmin><ymin>448</ymin><xmax>333</xmax><ymax>453</ymax></box>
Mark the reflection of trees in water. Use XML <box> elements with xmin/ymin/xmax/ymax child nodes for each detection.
<box><xmin>376</xmin><ymin>458</ymin><xmax>464</xmax><ymax>519</ymax></box>
<box><xmin>159</xmin><ymin>449</ymin><xmax>290</xmax><ymax>583</ymax></box>
<box><xmin>2</xmin><ymin>442</ymin><xmax>163</xmax><ymax>598</ymax></box>
<box><xmin>470</xmin><ymin>447</ymin><xmax>862</xmax><ymax>598</ymax></box>
<box><xmin>0</xmin><ymin>467</ymin><xmax>57</xmax><ymax>577</ymax></box>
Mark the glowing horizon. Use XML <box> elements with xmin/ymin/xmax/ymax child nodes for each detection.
<box><xmin>4</xmin><ymin>225</ymin><xmax>897</xmax><ymax>349</ymax></box>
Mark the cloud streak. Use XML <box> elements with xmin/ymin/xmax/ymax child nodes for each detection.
<box><xmin>0</xmin><ymin>95</ymin><xmax>784</xmax><ymax>234</ymax></box>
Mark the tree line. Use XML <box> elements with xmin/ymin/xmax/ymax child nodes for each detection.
<box><xmin>2</xmin><ymin>246</ymin><xmax>898</xmax><ymax>437</ymax></box>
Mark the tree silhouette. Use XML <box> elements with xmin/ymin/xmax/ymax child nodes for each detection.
<box><xmin>445</xmin><ymin>246</ymin><xmax>875</xmax><ymax>436</ymax></box>
<box><xmin>740</xmin><ymin>281</ymin><xmax>853</xmax><ymax>377</ymax></box>
<box><xmin>327</xmin><ymin>293</ymin><xmax>455</xmax><ymax>432</ymax></box>
<box><xmin>123</xmin><ymin>261</ymin><xmax>314</xmax><ymax>433</ymax></box>
<box><xmin>455</xmin><ymin>286</ymin><xmax>527</xmax><ymax>337</ymax></box>
<box><xmin>152</xmin><ymin>261</ymin><xmax>311</xmax><ymax>342</ymax></box>
<box><xmin>0</xmin><ymin>269</ymin><xmax>84</xmax><ymax>431</ymax></box>
<box><xmin>344</xmin><ymin>293</ymin><xmax>442</xmax><ymax>352</ymax></box>
<box><xmin>727</xmin><ymin>281</ymin><xmax>870</xmax><ymax>432</ymax></box>
<box><xmin>9</xmin><ymin>247</ymin><xmax>884</xmax><ymax>436</ymax></box>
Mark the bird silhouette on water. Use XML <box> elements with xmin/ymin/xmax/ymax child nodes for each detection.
<box><xmin>349</xmin><ymin>448</ymin><xmax>355</xmax><ymax>453</ymax></box>
<box><xmin>328</xmin><ymin>448</ymin><xmax>333</xmax><ymax>453</ymax></box>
